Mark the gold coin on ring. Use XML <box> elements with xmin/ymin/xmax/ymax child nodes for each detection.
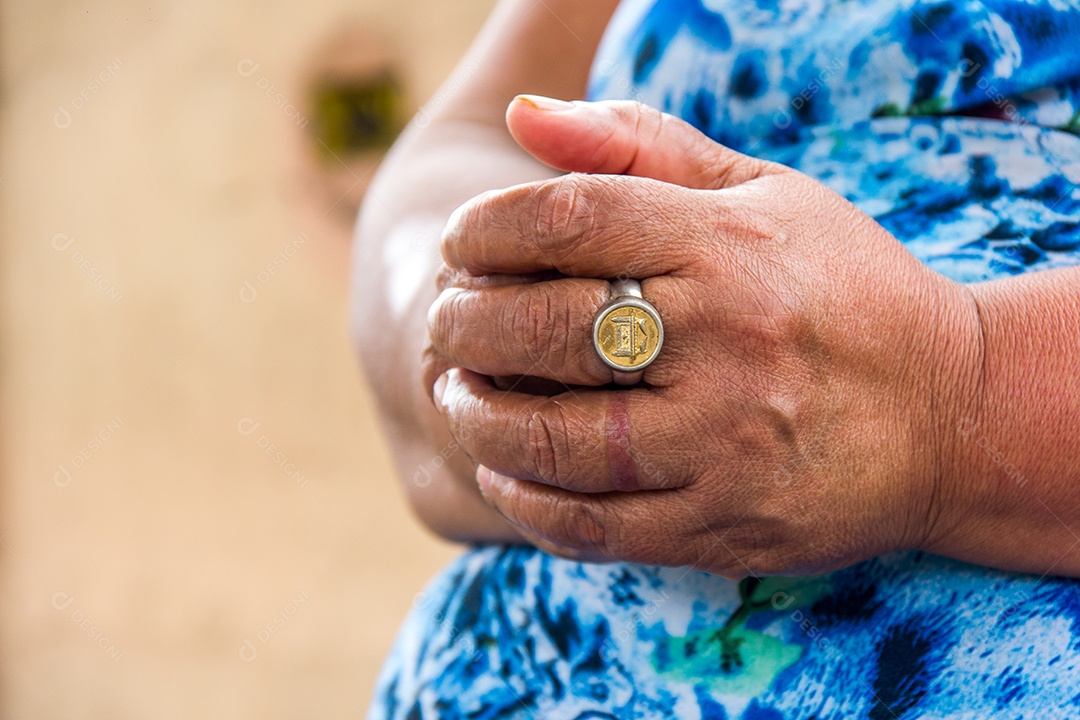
<box><xmin>592</xmin><ymin>279</ymin><xmax>663</xmax><ymax>384</ymax></box>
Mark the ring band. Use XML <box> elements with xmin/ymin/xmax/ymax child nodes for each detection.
<box><xmin>592</xmin><ymin>278</ymin><xmax>664</xmax><ymax>386</ymax></box>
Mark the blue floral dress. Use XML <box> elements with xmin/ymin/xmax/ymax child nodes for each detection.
<box><xmin>370</xmin><ymin>1</ymin><xmax>1080</xmax><ymax>717</ymax></box>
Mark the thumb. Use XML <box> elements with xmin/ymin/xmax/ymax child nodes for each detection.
<box><xmin>505</xmin><ymin>95</ymin><xmax>780</xmax><ymax>189</ymax></box>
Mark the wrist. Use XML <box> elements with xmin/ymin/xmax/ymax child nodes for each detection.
<box><xmin>911</xmin><ymin>277</ymin><xmax>989</xmax><ymax>556</ymax></box>
<box><xmin>922</xmin><ymin>273</ymin><xmax>1080</xmax><ymax>576</ymax></box>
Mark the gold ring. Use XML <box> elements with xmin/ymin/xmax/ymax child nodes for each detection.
<box><xmin>592</xmin><ymin>278</ymin><xmax>663</xmax><ymax>386</ymax></box>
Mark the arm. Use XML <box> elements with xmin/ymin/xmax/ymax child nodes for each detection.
<box><xmin>351</xmin><ymin>0</ymin><xmax>621</xmax><ymax>543</ymax></box>
<box><xmin>930</xmin><ymin>269</ymin><xmax>1080</xmax><ymax>576</ymax></box>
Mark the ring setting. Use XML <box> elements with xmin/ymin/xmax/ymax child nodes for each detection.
<box><xmin>592</xmin><ymin>278</ymin><xmax>663</xmax><ymax>385</ymax></box>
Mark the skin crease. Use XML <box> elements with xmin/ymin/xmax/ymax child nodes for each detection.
<box><xmin>427</xmin><ymin>97</ymin><xmax>1080</xmax><ymax>580</ymax></box>
<box><xmin>355</xmin><ymin>0</ymin><xmax>1080</xmax><ymax>578</ymax></box>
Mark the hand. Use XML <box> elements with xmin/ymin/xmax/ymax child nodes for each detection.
<box><xmin>427</xmin><ymin>96</ymin><xmax>982</xmax><ymax>577</ymax></box>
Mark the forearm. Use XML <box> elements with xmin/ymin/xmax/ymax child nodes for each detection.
<box><xmin>935</xmin><ymin>267</ymin><xmax>1080</xmax><ymax>576</ymax></box>
<box><xmin>352</xmin><ymin>0</ymin><xmax>620</xmax><ymax>542</ymax></box>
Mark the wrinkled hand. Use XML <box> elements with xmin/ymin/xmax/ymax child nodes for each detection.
<box><xmin>426</xmin><ymin>96</ymin><xmax>981</xmax><ymax>577</ymax></box>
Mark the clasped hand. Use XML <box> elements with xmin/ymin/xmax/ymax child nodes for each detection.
<box><xmin>424</xmin><ymin>96</ymin><xmax>981</xmax><ymax>577</ymax></box>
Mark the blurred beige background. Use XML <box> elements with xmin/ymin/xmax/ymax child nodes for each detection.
<box><xmin>0</xmin><ymin>0</ymin><xmax>497</xmax><ymax>716</ymax></box>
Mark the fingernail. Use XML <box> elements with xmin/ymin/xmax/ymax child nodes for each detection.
<box><xmin>433</xmin><ymin>371</ymin><xmax>449</xmax><ymax>407</ymax></box>
<box><xmin>515</xmin><ymin>94</ymin><xmax>576</xmax><ymax>112</ymax></box>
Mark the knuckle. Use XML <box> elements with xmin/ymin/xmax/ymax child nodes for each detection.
<box><xmin>533</xmin><ymin>176</ymin><xmax>597</xmax><ymax>252</ymax></box>
<box><xmin>587</xmin><ymin>100</ymin><xmax>654</xmax><ymax>170</ymax></box>
<box><xmin>506</xmin><ymin>288</ymin><xmax>559</xmax><ymax>365</ymax></box>
<box><xmin>506</xmin><ymin>285</ymin><xmax>580</xmax><ymax>370</ymax></box>
<box><xmin>440</xmin><ymin>208</ymin><xmax>468</xmax><ymax>269</ymax></box>
<box><xmin>427</xmin><ymin>289</ymin><xmax>461</xmax><ymax>355</ymax></box>
<box><xmin>551</xmin><ymin>496</ymin><xmax>612</xmax><ymax>557</ymax></box>
<box><xmin>441</xmin><ymin>190</ymin><xmax>496</xmax><ymax>269</ymax></box>
<box><xmin>525</xmin><ymin>407</ymin><xmax>573</xmax><ymax>486</ymax></box>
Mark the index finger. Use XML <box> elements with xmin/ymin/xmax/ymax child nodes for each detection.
<box><xmin>441</xmin><ymin>173</ymin><xmax>710</xmax><ymax>277</ymax></box>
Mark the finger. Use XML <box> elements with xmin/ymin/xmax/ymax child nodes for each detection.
<box><xmin>429</xmin><ymin>279</ymin><xmax>612</xmax><ymax>386</ymax></box>
<box><xmin>482</xmin><ymin>470</ymin><xmax>768</xmax><ymax>579</ymax></box>
<box><xmin>476</xmin><ymin>467</ymin><xmax>611</xmax><ymax>564</ymax></box>
<box><xmin>434</xmin><ymin>368</ymin><xmax>694</xmax><ymax>493</ymax></box>
<box><xmin>429</xmin><ymin>278</ymin><xmax>663</xmax><ymax>387</ymax></box>
<box><xmin>477</xmin><ymin>468</ymin><xmax>697</xmax><ymax>567</ymax></box>
<box><xmin>428</xmin><ymin>266</ymin><xmax>576</xmax><ymax>399</ymax></box>
<box><xmin>442</xmin><ymin>173</ymin><xmax>715</xmax><ymax>277</ymax></box>
<box><xmin>428</xmin><ymin>277</ymin><xmax>690</xmax><ymax>388</ymax></box>
<box><xmin>506</xmin><ymin>96</ymin><xmax>783</xmax><ymax>189</ymax></box>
